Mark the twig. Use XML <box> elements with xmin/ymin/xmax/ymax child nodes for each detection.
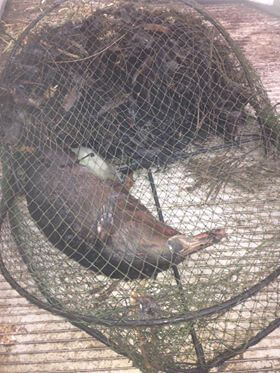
<box><xmin>50</xmin><ymin>33</ymin><xmax>127</xmax><ymax>64</ymax></box>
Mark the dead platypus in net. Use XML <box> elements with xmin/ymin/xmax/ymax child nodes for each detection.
<box><xmin>1</xmin><ymin>121</ymin><xmax>226</xmax><ymax>280</ymax></box>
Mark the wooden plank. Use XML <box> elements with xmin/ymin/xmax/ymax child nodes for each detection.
<box><xmin>0</xmin><ymin>0</ymin><xmax>8</xmax><ymax>19</ymax></box>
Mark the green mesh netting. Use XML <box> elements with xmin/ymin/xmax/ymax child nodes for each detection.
<box><xmin>0</xmin><ymin>1</ymin><xmax>279</xmax><ymax>372</ymax></box>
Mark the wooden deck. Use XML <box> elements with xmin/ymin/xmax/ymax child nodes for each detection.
<box><xmin>0</xmin><ymin>0</ymin><xmax>8</xmax><ymax>19</ymax></box>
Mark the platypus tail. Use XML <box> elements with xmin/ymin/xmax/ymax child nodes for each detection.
<box><xmin>167</xmin><ymin>228</ymin><xmax>226</xmax><ymax>259</ymax></box>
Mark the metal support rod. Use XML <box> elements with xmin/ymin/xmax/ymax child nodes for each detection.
<box><xmin>147</xmin><ymin>169</ymin><xmax>164</xmax><ymax>222</ymax></box>
<box><xmin>147</xmin><ymin>169</ymin><xmax>207</xmax><ymax>371</ymax></box>
<box><xmin>172</xmin><ymin>264</ymin><xmax>207</xmax><ymax>371</ymax></box>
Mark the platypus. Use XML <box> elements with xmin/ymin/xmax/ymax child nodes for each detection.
<box><xmin>1</xmin><ymin>118</ymin><xmax>226</xmax><ymax>280</ymax></box>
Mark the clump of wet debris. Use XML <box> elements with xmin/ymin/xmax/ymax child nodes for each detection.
<box><xmin>1</xmin><ymin>2</ymin><xmax>253</xmax><ymax>170</ymax></box>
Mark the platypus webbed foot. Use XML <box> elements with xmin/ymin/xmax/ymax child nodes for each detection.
<box><xmin>168</xmin><ymin>228</ymin><xmax>226</xmax><ymax>259</ymax></box>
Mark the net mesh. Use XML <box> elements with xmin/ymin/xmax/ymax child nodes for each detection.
<box><xmin>0</xmin><ymin>0</ymin><xmax>280</xmax><ymax>372</ymax></box>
